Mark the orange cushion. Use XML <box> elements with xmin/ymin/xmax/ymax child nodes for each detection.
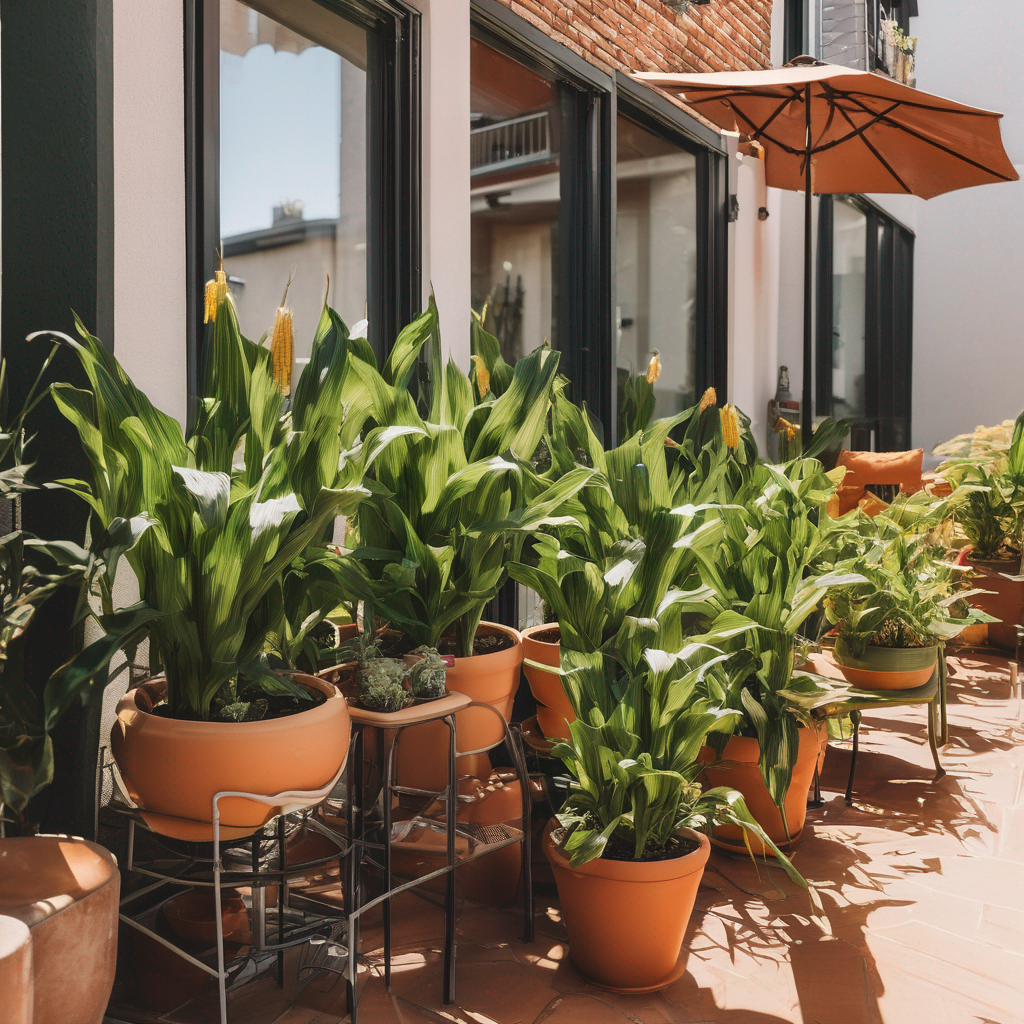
<box><xmin>826</xmin><ymin>482</ymin><xmax>866</xmax><ymax>518</ymax></box>
<box><xmin>857</xmin><ymin>491</ymin><xmax>890</xmax><ymax>517</ymax></box>
<box><xmin>836</xmin><ymin>449</ymin><xmax>923</xmax><ymax>494</ymax></box>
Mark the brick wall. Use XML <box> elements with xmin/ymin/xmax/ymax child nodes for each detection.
<box><xmin>493</xmin><ymin>1</ymin><xmax>774</xmax><ymax>75</ymax></box>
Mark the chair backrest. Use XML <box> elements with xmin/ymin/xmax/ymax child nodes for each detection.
<box><xmin>829</xmin><ymin>448</ymin><xmax>924</xmax><ymax>517</ymax></box>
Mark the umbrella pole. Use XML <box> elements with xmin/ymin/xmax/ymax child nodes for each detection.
<box><xmin>802</xmin><ymin>85</ymin><xmax>813</xmax><ymax>443</ymax></box>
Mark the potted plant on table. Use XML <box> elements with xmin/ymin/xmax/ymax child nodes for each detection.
<box><xmin>38</xmin><ymin>277</ymin><xmax>379</xmax><ymax>841</ymax></box>
<box><xmin>934</xmin><ymin>410</ymin><xmax>1024</xmax><ymax>650</ymax></box>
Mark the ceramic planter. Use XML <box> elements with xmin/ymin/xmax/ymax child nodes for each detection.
<box><xmin>0</xmin><ymin>836</ymin><xmax>119</xmax><ymax>1024</ymax></box>
<box><xmin>394</xmin><ymin>622</ymin><xmax>523</xmax><ymax>792</ymax></box>
<box><xmin>700</xmin><ymin>725</ymin><xmax>824</xmax><ymax>854</ymax></box>
<box><xmin>833</xmin><ymin>638</ymin><xmax>938</xmax><ymax>690</ymax></box>
<box><xmin>111</xmin><ymin>674</ymin><xmax>351</xmax><ymax>841</ymax></box>
<box><xmin>0</xmin><ymin>916</ymin><xmax>32</xmax><ymax>1024</ymax></box>
<box><xmin>543</xmin><ymin>825</ymin><xmax>709</xmax><ymax>993</ymax></box>
<box><xmin>521</xmin><ymin>623</ymin><xmax>575</xmax><ymax>740</ymax></box>
<box><xmin>958</xmin><ymin>548</ymin><xmax>1023</xmax><ymax>651</ymax></box>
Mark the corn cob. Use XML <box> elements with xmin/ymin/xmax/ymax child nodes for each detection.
<box><xmin>645</xmin><ymin>351</ymin><xmax>661</xmax><ymax>384</ymax></box>
<box><xmin>698</xmin><ymin>386</ymin><xmax>717</xmax><ymax>412</ymax></box>
<box><xmin>721</xmin><ymin>404</ymin><xmax>740</xmax><ymax>449</ymax></box>
<box><xmin>470</xmin><ymin>355</ymin><xmax>490</xmax><ymax>401</ymax></box>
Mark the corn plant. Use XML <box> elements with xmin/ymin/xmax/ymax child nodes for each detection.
<box><xmin>38</xmin><ymin>280</ymin><xmax>380</xmax><ymax>721</ymax></box>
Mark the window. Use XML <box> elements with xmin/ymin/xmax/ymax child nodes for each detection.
<box><xmin>470</xmin><ymin>38</ymin><xmax>561</xmax><ymax>362</ymax></box>
<box><xmin>817</xmin><ymin>196</ymin><xmax>914</xmax><ymax>450</ymax></box>
<box><xmin>615</xmin><ymin>114</ymin><xmax>699</xmax><ymax>433</ymax></box>
<box><xmin>187</xmin><ymin>0</ymin><xmax>419</xmax><ymax>397</ymax></box>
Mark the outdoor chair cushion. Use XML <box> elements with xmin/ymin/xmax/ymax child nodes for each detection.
<box><xmin>837</xmin><ymin>448</ymin><xmax>924</xmax><ymax>494</ymax></box>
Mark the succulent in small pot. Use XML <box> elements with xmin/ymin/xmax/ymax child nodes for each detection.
<box><xmin>406</xmin><ymin>646</ymin><xmax>449</xmax><ymax>699</ymax></box>
<box><xmin>357</xmin><ymin>658</ymin><xmax>409</xmax><ymax>713</ymax></box>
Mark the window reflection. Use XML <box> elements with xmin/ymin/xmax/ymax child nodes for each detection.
<box><xmin>831</xmin><ymin>199</ymin><xmax>868</xmax><ymax>419</ymax></box>
<box><xmin>615</xmin><ymin>116</ymin><xmax>697</xmax><ymax>435</ymax></box>
<box><xmin>219</xmin><ymin>0</ymin><xmax>368</xmax><ymax>369</ymax></box>
<box><xmin>470</xmin><ymin>39</ymin><xmax>560</xmax><ymax>363</ymax></box>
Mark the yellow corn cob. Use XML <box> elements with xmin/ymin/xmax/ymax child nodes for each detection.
<box><xmin>204</xmin><ymin>269</ymin><xmax>228</xmax><ymax>324</ymax></box>
<box><xmin>470</xmin><ymin>355</ymin><xmax>490</xmax><ymax>400</ymax></box>
<box><xmin>698</xmin><ymin>386</ymin><xmax>717</xmax><ymax>413</ymax></box>
<box><xmin>645</xmin><ymin>351</ymin><xmax>661</xmax><ymax>384</ymax></box>
<box><xmin>721</xmin><ymin>404</ymin><xmax>740</xmax><ymax>450</ymax></box>
<box><xmin>271</xmin><ymin>306</ymin><xmax>294</xmax><ymax>396</ymax></box>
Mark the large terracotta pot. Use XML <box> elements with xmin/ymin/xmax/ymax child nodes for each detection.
<box><xmin>111</xmin><ymin>674</ymin><xmax>350</xmax><ymax>841</ymax></box>
<box><xmin>394</xmin><ymin>622</ymin><xmax>522</xmax><ymax>793</ymax></box>
<box><xmin>700</xmin><ymin>725</ymin><xmax>823</xmax><ymax>854</ymax></box>
<box><xmin>544</xmin><ymin>826</ymin><xmax>709</xmax><ymax>993</ymax></box>
<box><xmin>0</xmin><ymin>915</ymin><xmax>32</xmax><ymax>1024</ymax></box>
<box><xmin>0</xmin><ymin>836</ymin><xmax>118</xmax><ymax>1024</ymax></box>
<box><xmin>521</xmin><ymin>623</ymin><xmax>575</xmax><ymax>740</ymax></box>
<box><xmin>958</xmin><ymin>549</ymin><xmax>1023</xmax><ymax>651</ymax></box>
<box><xmin>833</xmin><ymin>638</ymin><xmax>938</xmax><ymax>690</ymax></box>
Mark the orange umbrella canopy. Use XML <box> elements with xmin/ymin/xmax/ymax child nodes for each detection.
<box><xmin>634</xmin><ymin>61</ymin><xmax>1018</xmax><ymax>199</ymax></box>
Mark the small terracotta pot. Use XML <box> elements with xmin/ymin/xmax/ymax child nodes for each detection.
<box><xmin>0</xmin><ymin>836</ymin><xmax>119</xmax><ymax>1024</ymax></box>
<box><xmin>700</xmin><ymin>725</ymin><xmax>824</xmax><ymax>854</ymax></box>
<box><xmin>833</xmin><ymin>639</ymin><xmax>938</xmax><ymax>690</ymax></box>
<box><xmin>521</xmin><ymin>623</ymin><xmax>575</xmax><ymax>741</ymax></box>
<box><xmin>394</xmin><ymin>622</ymin><xmax>522</xmax><ymax>793</ymax></box>
<box><xmin>111</xmin><ymin>674</ymin><xmax>350</xmax><ymax>841</ymax></box>
<box><xmin>161</xmin><ymin>887</ymin><xmax>249</xmax><ymax>946</ymax></box>
<box><xmin>543</xmin><ymin>826</ymin><xmax>709</xmax><ymax>993</ymax></box>
<box><xmin>958</xmin><ymin>548</ymin><xmax>1023</xmax><ymax>651</ymax></box>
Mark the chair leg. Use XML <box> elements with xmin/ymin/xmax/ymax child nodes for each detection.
<box><xmin>845</xmin><ymin>710</ymin><xmax>862</xmax><ymax>805</ymax></box>
<box><xmin>508</xmin><ymin>724</ymin><xmax>535</xmax><ymax>943</ymax></box>
<box><xmin>443</xmin><ymin>714</ymin><xmax>457</xmax><ymax>1006</ymax></box>
<box><xmin>345</xmin><ymin>726</ymin><xmax>362</xmax><ymax>1021</ymax></box>
<box><xmin>928</xmin><ymin>698</ymin><xmax>945</xmax><ymax>780</ymax></box>
<box><xmin>382</xmin><ymin>726</ymin><xmax>397</xmax><ymax>990</ymax></box>
<box><xmin>938</xmin><ymin>649</ymin><xmax>949</xmax><ymax>746</ymax></box>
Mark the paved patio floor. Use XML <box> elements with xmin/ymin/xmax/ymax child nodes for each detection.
<box><xmin>268</xmin><ymin>649</ymin><xmax>1024</xmax><ymax>1024</ymax></box>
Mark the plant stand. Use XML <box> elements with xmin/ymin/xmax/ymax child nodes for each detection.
<box><xmin>343</xmin><ymin>692</ymin><xmax>534</xmax><ymax>1024</ymax></box>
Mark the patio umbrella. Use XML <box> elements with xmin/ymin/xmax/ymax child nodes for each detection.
<box><xmin>634</xmin><ymin>58</ymin><xmax>1019</xmax><ymax>439</ymax></box>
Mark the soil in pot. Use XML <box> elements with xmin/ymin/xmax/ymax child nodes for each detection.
<box><xmin>700</xmin><ymin>724</ymin><xmax>824</xmax><ymax>855</ymax></box>
<box><xmin>522</xmin><ymin>623</ymin><xmax>575</xmax><ymax>741</ymax></box>
<box><xmin>393</xmin><ymin>622</ymin><xmax>523</xmax><ymax>793</ymax></box>
<box><xmin>111</xmin><ymin>674</ymin><xmax>350</xmax><ymax>841</ymax></box>
<box><xmin>543</xmin><ymin>825</ymin><xmax>710</xmax><ymax>992</ymax></box>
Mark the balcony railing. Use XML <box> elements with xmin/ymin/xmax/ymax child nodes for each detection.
<box><xmin>471</xmin><ymin>111</ymin><xmax>552</xmax><ymax>177</ymax></box>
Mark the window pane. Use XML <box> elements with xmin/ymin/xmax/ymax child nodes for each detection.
<box><xmin>470</xmin><ymin>39</ymin><xmax>560</xmax><ymax>363</ymax></box>
<box><xmin>831</xmin><ymin>200</ymin><xmax>868</xmax><ymax>419</ymax></box>
<box><xmin>615</xmin><ymin>116</ymin><xmax>697</xmax><ymax>434</ymax></box>
<box><xmin>220</xmin><ymin>0</ymin><xmax>367</xmax><ymax>370</ymax></box>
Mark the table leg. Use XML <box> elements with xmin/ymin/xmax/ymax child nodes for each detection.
<box><xmin>443</xmin><ymin>714</ymin><xmax>457</xmax><ymax>1006</ymax></box>
<box><xmin>927</xmin><ymin>697</ymin><xmax>945</xmax><ymax>779</ymax></box>
<box><xmin>845</xmin><ymin>710</ymin><xmax>862</xmax><ymax>805</ymax></box>
<box><xmin>938</xmin><ymin>650</ymin><xmax>949</xmax><ymax>746</ymax></box>
<box><xmin>382</xmin><ymin>725</ymin><xmax>397</xmax><ymax>989</ymax></box>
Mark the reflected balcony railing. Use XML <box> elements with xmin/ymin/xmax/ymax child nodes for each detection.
<box><xmin>471</xmin><ymin>111</ymin><xmax>552</xmax><ymax>176</ymax></box>
<box><xmin>818</xmin><ymin>1</ymin><xmax>916</xmax><ymax>86</ymax></box>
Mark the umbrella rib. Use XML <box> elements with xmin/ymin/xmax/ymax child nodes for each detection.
<box><xmin>810</xmin><ymin>101</ymin><xmax>904</xmax><ymax>155</ymax></box>
<box><xmin>834</xmin><ymin>89</ymin><xmax>1019</xmax><ymax>183</ymax></box>
<box><xmin>819</xmin><ymin>86</ymin><xmax>999</xmax><ymax>118</ymax></box>
<box><xmin>832</xmin><ymin>102</ymin><xmax>912</xmax><ymax>193</ymax></box>
<box><xmin>746</xmin><ymin>88</ymin><xmax>805</xmax><ymax>144</ymax></box>
<box><xmin>729</xmin><ymin>104</ymin><xmax>804</xmax><ymax>157</ymax></box>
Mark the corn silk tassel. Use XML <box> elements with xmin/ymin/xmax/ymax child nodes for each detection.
<box><xmin>271</xmin><ymin>272</ymin><xmax>295</xmax><ymax>397</ymax></box>
<box><xmin>720</xmin><ymin>403</ymin><xmax>740</xmax><ymax>450</ymax></box>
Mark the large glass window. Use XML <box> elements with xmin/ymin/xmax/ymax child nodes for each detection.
<box><xmin>219</xmin><ymin>0</ymin><xmax>368</xmax><ymax>372</ymax></box>
<box><xmin>830</xmin><ymin>199</ymin><xmax>868</xmax><ymax>419</ymax></box>
<box><xmin>470</xmin><ymin>39</ymin><xmax>561</xmax><ymax>363</ymax></box>
<box><xmin>615</xmin><ymin>115</ymin><xmax>698</xmax><ymax>433</ymax></box>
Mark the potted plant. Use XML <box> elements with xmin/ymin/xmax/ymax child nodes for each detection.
<box><xmin>37</xmin><ymin>278</ymin><xmax>380</xmax><ymax>841</ymax></box>
<box><xmin>934</xmin><ymin>410</ymin><xmax>1024</xmax><ymax>649</ymax></box>
<box><xmin>510</xmin><ymin>408</ymin><xmax>816</xmax><ymax>992</ymax></box>
<box><xmin>823</xmin><ymin>504</ymin><xmax>993</xmax><ymax>689</ymax></box>
<box><xmin>327</xmin><ymin>311</ymin><xmax>592</xmax><ymax>787</ymax></box>
<box><xmin>0</xmin><ymin>350</ymin><xmax>121</xmax><ymax>1024</ymax></box>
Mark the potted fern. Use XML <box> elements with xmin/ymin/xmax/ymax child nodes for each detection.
<box><xmin>38</xmin><ymin>277</ymin><xmax>379</xmax><ymax>840</ymax></box>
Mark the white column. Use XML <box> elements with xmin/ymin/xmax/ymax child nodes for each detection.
<box><xmin>408</xmin><ymin>0</ymin><xmax>471</xmax><ymax>366</ymax></box>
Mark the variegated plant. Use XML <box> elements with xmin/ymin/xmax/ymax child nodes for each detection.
<box><xmin>38</xmin><ymin>280</ymin><xmax>381</xmax><ymax>721</ymax></box>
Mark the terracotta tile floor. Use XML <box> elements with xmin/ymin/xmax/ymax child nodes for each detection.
<box><xmin>267</xmin><ymin>649</ymin><xmax>1024</xmax><ymax>1024</ymax></box>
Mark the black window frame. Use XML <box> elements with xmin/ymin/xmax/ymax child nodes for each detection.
<box><xmin>784</xmin><ymin>0</ymin><xmax>805</xmax><ymax>63</ymax></box>
<box><xmin>470</xmin><ymin>0</ymin><xmax>615</xmax><ymax>442</ymax></box>
<box><xmin>816</xmin><ymin>193</ymin><xmax>915</xmax><ymax>451</ymax></box>
<box><xmin>613</xmin><ymin>72</ymin><xmax>729</xmax><ymax>428</ymax></box>
<box><xmin>185</xmin><ymin>0</ymin><xmax>421</xmax><ymax>411</ymax></box>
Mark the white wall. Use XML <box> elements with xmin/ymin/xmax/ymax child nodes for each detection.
<box><xmin>112</xmin><ymin>0</ymin><xmax>188</xmax><ymax>425</ymax></box>
<box><xmin>903</xmin><ymin>0</ymin><xmax>1024</xmax><ymax>464</ymax></box>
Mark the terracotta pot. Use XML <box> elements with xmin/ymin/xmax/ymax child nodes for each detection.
<box><xmin>394</xmin><ymin>622</ymin><xmax>522</xmax><ymax>793</ymax></box>
<box><xmin>521</xmin><ymin>623</ymin><xmax>575</xmax><ymax>741</ymax></box>
<box><xmin>959</xmin><ymin>549</ymin><xmax>1023</xmax><ymax>651</ymax></box>
<box><xmin>700</xmin><ymin>725</ymin><xmax>823</xmax><ymax>854</ymax></box>
<box><xmin>0</xmin><ymin>836</ymin><xmax>118</xmax><ymax>1024</ymax></box>
<box><xmin>956</xmin><ymin>621</ymin><xmax>989</xmax><ymax>646</ymax></box>
<box><xmin>111</xmin><ymin>674</ymin><xmax>350</xmax><ymax>841</ymax></box>
<box><xmin>543</xmin><ymin>826</ymin><xmax>709</xmax><ymax>993</ymax></box>
<box><xmin>161</xmin><ymin>887</ymin><xmax>249</xmax><ymax>946</ymax></box>
<box><xmin>0</xmin><ymin>915</ymin><xmax>32</xmax><ymax>1024</ymax></box>
<box><xmin>833</xmin><ymin>639</ymin><xmax>938</xmax><ymax>690</ymax></box>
